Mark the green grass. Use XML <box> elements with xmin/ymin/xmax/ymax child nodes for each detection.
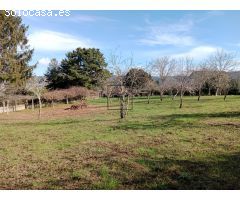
<box><xmin>0</xmin><ymin>95</ymin><xmax>240</xmax><ymax>189</ymax></box>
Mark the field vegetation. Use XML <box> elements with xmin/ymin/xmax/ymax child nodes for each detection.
<box><xmin>0</xmin><ymin>96</ymin><xmax>239</xmax><ymax>189</ymax></box>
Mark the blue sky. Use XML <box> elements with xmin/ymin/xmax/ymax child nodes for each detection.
<box><xmin>22</xmin><ymin>10</ymin><xmax>240</xmax><ymax>75</ymax></box>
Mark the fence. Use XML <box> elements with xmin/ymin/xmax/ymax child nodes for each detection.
<box><xmin>0</xmin><ymin>104</ymin><xmax>26</xmax><ymax>113</ymax></box>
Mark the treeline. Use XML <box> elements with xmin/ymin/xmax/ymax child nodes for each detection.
<box><xmin>104</xmin><ymin>50</ymin><xmax>239</xmax><ymax>118</ymax></box>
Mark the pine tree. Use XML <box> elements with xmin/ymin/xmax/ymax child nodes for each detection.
<box><xmin>0</xmin><ymin>10</ymin><xmax>35</xmax><ymax>90</ymax></box>
<box><xmin>45</xmin><ymin>58</ymin><xmax>61</xmax><ymax>90</ymax></box>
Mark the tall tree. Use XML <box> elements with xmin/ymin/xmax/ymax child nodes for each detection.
<box><xmin>206</xmin><ymin>49</ymin><xmax>238</xmax><ymax>97</ymax></box>
<box><xmin>0</xmin><ymin>10</ymin><xmax>35</xmax><ymax>88</ymax></box>
<box><xmin>46</xmin><ymin>48</ymin><xmax>110</xmax><ymax>89</ymax></box>
<box><xmin>175</xmin><ymin>57</ymin><xmax>195</xmax><ymax>108</ymax></box>
<box><xmin>191</xmin><ymin>62</ymin><xmax>211</xmax><ymax>101</ymax></box>
<box><xmin>108</xmin><ymin>51</ymin><xmax>134</xmax><ymax>119</ymax></box>
<box><xmin>151</xmin><ymin>56</ymin><xmax>176</xmax><ymax>101</ymax></box>
<box><xmin>45</xmin><ymin>58</ymin><xmax>61</xmax><ymax>90</ymax></box>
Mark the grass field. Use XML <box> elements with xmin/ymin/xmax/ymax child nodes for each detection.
<box><xmin>0</xmin><ymin>95</ymin><xmax>240</xmax><ymax>189</ymax></box>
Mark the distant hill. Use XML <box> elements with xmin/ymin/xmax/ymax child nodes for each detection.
<box><xmin>228</xmin><ymin>71</ymin><xmax>240</xmax><ymax>80</ymax></box>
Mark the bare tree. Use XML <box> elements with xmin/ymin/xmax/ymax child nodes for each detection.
<box><xmin>25</xmin><ymin>76</ymin><xmax>47</xmax><ymax>119</ymax></box>
<box><xmin>108</xmin><ymin>50</ymin><xmax>134</xmax><ymax>119</ymax></box>
<box><xmin>151</xmin><ymin>56</ymin><xmax>176</xmax><ymax>101</ymax></box>
<box><xmin>191</xmin><ymin>62</ymin><xmax>211</xmax><ymax>101</ymax></box>
<box><xmin>207</xmin><ymin>49</ymin><xmax>238</xmax><ymax>97</ymax></box>
<box><xmin>216</xmin><ymin>72</ymin><xmax>230</xmax><ymax>101</ymax></box>
<box><xmin>144</xmin><ymin>79</ymin><xmax>158</xmax><ymax>104</ymax></box>
<box><xmin>175</xmin><ymin>57</ymin><xmax>195</xmax><ymax>108</ymax></box>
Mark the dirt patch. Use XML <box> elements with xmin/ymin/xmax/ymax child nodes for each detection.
<box><xmin>0</xmin><ymin>104</ymin><xmax>106</xmax><ymax>122</ymax></box>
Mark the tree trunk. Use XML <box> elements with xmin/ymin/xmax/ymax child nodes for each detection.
<box><xmin>208</xmin><ymin>88</ymin><xmax>211</xmax><ymax>96</ymax></box>
<box><xmin>66</xmin><ymin>96</ymin><xmax>69</xmax><ymax>104</ymax></box>
<box><xmin>198</xmin><ymin>89</ymin><xmax>201</xmax><ymax>101</ymax></box>
<box><xmin>147</xmin><ymin>93</ymin><xmax>150</xmax><ymax>104</ymax></box>
<box><xmin>120</xmin><ymin>95</ymin><xmax>126</xmax><ymax>119</ymax></box>
<box><xmin>38</xmin><ymin>97</ymin><xmax>42</xmax><ymax>119</ymax></box>
<box><xmin>215</xmin><ymin>88</ymin><xmax>219</xmax><ymax>96</ymax></box>
<box><xmin>51</xmin><ymin>100</ymin><xmax>54</xmax><ymax>108</ymax></box>
<box><xmin>224</xmin><ymin>89</ymin><xmax>228</xmax><ymax>101</ymax></box>
<box><xmin>25</xmin><ymin>100</ymin><xmax>28</xmax><ymax>109</ymax></box>
<box><xmin>6</xmin><ymin>100</ymin><xmax>9</xmax><ymax>114</ymax></box>
<box><xmin>179</xmin><ymin>92</ymin><xmax>183</xmax><ymax>109</ymax></box>
<box><xmin>173</xmin><ymin>91</ymin><xmax>179</xmax><ymax>100</ymax></box>
<box><xmin>170</xmin><ymin>90</ymin><xmax>173</xmax><ymax>100</ymax></box>
<box><xmin>32</xmin><ymin>98</ymin><xmax>34</xmax><ymax>111</ymax></box>
<box><xmin>160</xmin><ymin>91</ymin><xmax>163</xmax><ymax>101</ymax></box>
<box><xmin>224</xmin><ymin>94</ymin><xmax>227</xmax><ymax>101</ymax></box>
<box><xmin>125</xmin><ymin>95</ymin><xmax>130</xmax><ymax>116</ymax></box>
<box><xmin>107</xmin><ymin>96</ymin><xmax>110</xmax><ymax>108</ymax></box>
<box><xmin>14</xmin><ymin>100</ymin><xmax>17</xmax><ymax>112</ymax></box>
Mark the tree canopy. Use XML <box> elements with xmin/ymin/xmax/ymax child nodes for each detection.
<box><xmin>45</xmin><ymin>48</ymin><xmax>111</xmax><ymax>89</ymax></box>
<box><xmin>0</xmin><ymin>10</ymin><xmax>35</xmax><ymax>88</ymax></box>
<box><xmin>124</xmin><ymin>68</ymin><xmax>152</xmax><ymax>91</ymax></box>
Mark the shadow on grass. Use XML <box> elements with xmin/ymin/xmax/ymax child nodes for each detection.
<box><xmin>123</xmin><ymin>152</ymin><xmax>240</xmax><ymax>189</ymax></box>
<box><xmin>113</xmin><ymin>111</ymin><xmax>240</xmax><ymax>131</ymax></box>
<box><xmin>151</xmin><ymin>111</ymin><xmax>240</xmax><ymax>120</ymax></box>
<box><xmin>39</xmin><ymin>151</ymin><xmax>240</xmax><ymax>189</ymax></box>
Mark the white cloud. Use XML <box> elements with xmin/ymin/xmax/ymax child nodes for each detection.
<box><xmin>140</xmin><ymin>34</ymin><xmax>194</xmax><ymax>46</ymax></box>
<box><xmin>29</xmin><ymin>30</ymin><xmax>93</xmax><ymax>51</ymax></box>
<box><xmin>139</xmin><ymin>19</ymin><xmax>195</xmax><ymax>46</ymax></box>
<box><xmin>38</xmin><ymin>57</ymin><xmax>51</xmax><ymax>66</ymax></box>
<box><xmin>172</xmin><ymin>46</ymin><xmax>218</xmax><ymax>60</ymax></box>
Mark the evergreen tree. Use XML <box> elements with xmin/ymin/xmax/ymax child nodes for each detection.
<box><xmin>46</xmin><ymin>48</ymin><xmax>110</xmax><ymax>89</ymax></box>
<box><xmin>0</xmin><ymin>10</ymin><xmax>35</xmax><ymax>89</ymax></box>
<box><xmin>45</xmin><ymin>58</ymin><xmax>61</xmax><ymax>90</ymax></box>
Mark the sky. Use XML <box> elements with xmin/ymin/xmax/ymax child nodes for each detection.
<box><xmin>22</xmin><ymin>10</ymin><xmax>240</xmax><ymax>75</ymax></box>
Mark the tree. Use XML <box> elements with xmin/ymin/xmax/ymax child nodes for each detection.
<box><xmin>45</xmin><ymin>58</ymin><xmax>61</xmax><ymax>90</ymax></box>
<box><xmin>25</xmin><ymin>76</ymin><xmax>46</xmax><ymax>119</ymax></box>
<box><xmin>143</xmin><ymin>79</ymin><xmax>158</xmax><ymax>104</ymax></box>
<box><xmin>191</xmin><ymin>62</ymin><xmax>211</xmax><ymax>101</ymax></box>
<box><xmin>151</xmin><ymin>56</ymin><xmax>176</xmax><ymax>101</ymax></box>
<box><xmin>108</xmin><ymin>51</ymin><xmax>134</xmax><ymax>119</ymax></box>
<box><xmin>0</xmin><ymin>11</ymin><xmax>35</xmax><ymax>88</ymax></box>
<box><xmin>229</xmin><ymin>77</ymin><xmax>240</xmax><ymax>95</ymax></box>
<box><xmin>46</xmin><ymin>48</ymin><xmax>111</xmax><ymax>89</ymax></box>
<box><xmin>124</xmin><ymin>68</ymin><xmax>152</xmax><ymax>95</ymax></box>
<box><xmin>175</xmin><ymin>57</ymin><xmax>195</xmax><ymax>108</ymax></box>
<box><xmin>206</xmin><ymin>49</ymin><xmax>238</xmax><ymax>97</ymax></box>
